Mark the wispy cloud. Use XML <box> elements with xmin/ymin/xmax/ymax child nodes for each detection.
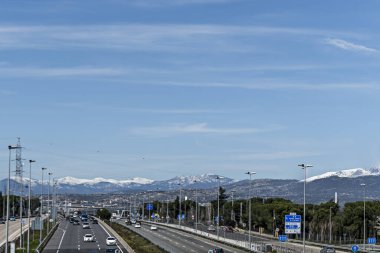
<box><xmin>55</xmin><ymin>102</ymin><xmax>227</xmax><ymax>114</ymax></box>
<box><xmin>0</xmin><ymin>25</ymin><xmax>355</xmax><ymax>52</ymax></box>
<box><xmin>150</xmin><ymin>80</ymin><xmax>380</xmax><ymax>91</ymax></box>
<box><xmin>129</xmin><ymin>0</ymin><xmax>238</xmax><ymax>7</ymax></box>
<box><xmin>234</xmin><ymin>151</ymin><xmax>320</xmax><ymax>161</ymax></box>
<box><xmin>0</xmin><ymin>66</ymin><xmax>125</xmax><ymax>77</ymax></box>
<box><xmin>129</xmin><ymin>123</ymin><xmax>280</xmax><ymax>136</ymax></box>
<box><xmin>325</xmin><ymin>38</ymin><xmax>377</xmax><ymax>53</ymax></box>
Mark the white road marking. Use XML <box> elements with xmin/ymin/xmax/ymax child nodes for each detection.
<box><xmin>56</xmin><ymin>229</ymin><xmax>66</xmax><ymax>253</ymax></box>
<box><xmin>99</xmin><ymin>223</ymin><xmax>124</xmax><ymax>253</ymax></box>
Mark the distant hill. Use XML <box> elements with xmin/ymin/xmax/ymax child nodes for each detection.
<box><xmin>0</xmin><ymin>168</ymin><xmax>378</xmax><ymax>204</ymax></box>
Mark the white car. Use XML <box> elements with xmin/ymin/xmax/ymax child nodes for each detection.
<box><xmin>106</xmin><ymin>237</ymin><xmax>117</xmax><ymax>246</ymax></box>
<box><xmin>134</xmin><ymin>223</ymin><xmax>141</xmax><ymax>228</ymax></box>
<box><xmin>83</xmin><ymin>234</ymin><xmax>94</xmax><ymax>242</ymax></box>
<box><xmin>82</xmin><ymin>222</ymin><xmax>90</xmax><ymax>229</ymax></box>
<box><xmin>150</xmin><ymin>225</ymin><xmax>157</xmax><ymax>230</ymax></box>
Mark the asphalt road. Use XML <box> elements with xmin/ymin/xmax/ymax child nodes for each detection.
<box><xmin>0</xmin><ymin>218</ymin><xmax>37</xmax><ymax>248</ymax></box>
<box><xmin>43</xmin><ymin>219</ymin><xmax>126</xmax><ymax>253</ymax></box>
<box><xmin>117</xmin><ymin>221</ymin><xmax>249</xmax><ymax>253</ymax></box>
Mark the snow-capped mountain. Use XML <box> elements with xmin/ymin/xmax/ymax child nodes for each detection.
<box><xmin>305</xmin><ymin>168</ymin><xmax>380</xmax><ymax>182</ymax></box>
<box><xmin>57</xmin><ymin>176</ymin><xmax>153</xmax><ymax>186</ymax></box>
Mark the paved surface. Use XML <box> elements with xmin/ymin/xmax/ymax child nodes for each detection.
<box><xmin>43</xmin><ymin>219</ymin><xmax>127</xmax><ymax>253</ymax></box>
<box><xmin>117</xmin><ymin>221</ymin><xmax>249</xmax><ymax>253</ymax></box>
<box><xmin>0</xmin><ymin>218</ymin><xmax>37</xmax><ymax>247</ymax></box>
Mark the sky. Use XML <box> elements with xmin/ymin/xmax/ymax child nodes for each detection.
<box><xmin>1</xmin><ymin>0</ymin><xmax>380</xmax><ymax>181</ymax></box>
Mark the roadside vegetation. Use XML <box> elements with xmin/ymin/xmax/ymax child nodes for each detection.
<box><xmin>108</xmin><ymin>222</ymin><xmax>168</xmax><ymax>253</ymax></box>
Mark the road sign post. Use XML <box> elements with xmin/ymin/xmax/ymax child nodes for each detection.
<box><xmin>351</xmin><ymin>245</ymin><xmax>359</xmax><ymax>253</ymax></box>
<box><xmin>285</xmin><ymin>214</ymin><xmax>301</xmax><ymax>234</ymax></box>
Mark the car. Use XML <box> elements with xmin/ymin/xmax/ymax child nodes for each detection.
<box><xmin>320</xmin><ymin>246</ymin><xmax>336</xmax><ymax>253</ymax></box>
<box><xmin>9</xmin><ymin>216</ymin><xmax>16</xmax><ymax>221</ymax></box>
<box><xmin>92</xmin><ymin>219</ymin><xmax>98</xmax><ymax>224</ymax></box>
<box><xmin>208</xmin><ymin>249</ymin><xmax>224</xmax><ymax>253</ymax></box>
<box><xmin>207</xmin><ymin>225</ymin><xmax>216</xmax><ymax>231</ymax></box>
<box><xmin>222</xmin><ymin>226</ymin><xmax>234</xmax><ymax>232</ymax></box>
<box><xmin>134</xmin><ymin>223</ymin><xmax>141</xmax><ymax>228</ymax></box>
<box><xmin>105</xmin><ymin>248</ymin><xmax>120</xmax><ymax>253</ymax></box>
<box><xmin>83</xmin><ymin>234</ymin><xmax>95</xmax><ymax>242</ymax></box>
<box><xmin>69</xmin><ymin>218</ymin><xmax>74</xmax><ymax>223</ymax></box>
<box><xmin>150</xmin><ymin>225</ymin><xmax>157</xmax><ymax>230</ymax></box>
<box><xmin>106</xmin><ymin>237</ymin><xmax>117</xmax><ymax>246</ymax></box>
<box><xmin>82</xmin><ymin>222</ymin><xmax>90</xmax><ymax>229</ymax></box>
<box><xmin>131</xmin><ymin>219</ymin><xmax>136</xmax><ymax>224</ymax></box>
<box><xmin>73</xmin><ymin>219</ymin><xmax>80</xmax><ymax>225</ymax></box>
<box><xmin>0</xmin><ymin>218</ymin><xmax>5</xmax><ymax>224</ymax></box>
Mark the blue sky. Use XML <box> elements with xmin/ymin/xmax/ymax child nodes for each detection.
<box><xmin>1</xmin><ymin>0</ymin><xmax>380</xmax><ymax>181</ymax></box>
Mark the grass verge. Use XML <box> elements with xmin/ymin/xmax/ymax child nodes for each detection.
<box><xmin>108</xmin><ymin>222</ymin><xmax>169</xmax><ymax>253</ymax></box>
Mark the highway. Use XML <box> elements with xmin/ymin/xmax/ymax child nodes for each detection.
<box><xmin>116</xmin><ymin>220</ymin><xmax>249</xmax><ymax>253</ymax></box>
<box><xmin>0</xmin><ymin>218</ymin><xmax>37</xmax><ymax>248</ymax></box>
<box><xmin>43</xmin><ymin>219</ymin><xmax>127</xmax><ymax>253</ymax></box>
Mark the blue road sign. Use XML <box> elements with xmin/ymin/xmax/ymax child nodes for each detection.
<box><xmin>351</xmin><ymin>245</ymin><xmax>359</xmax><ymax>252</ymax></box>
<box><xmin>278</xmin><ymin>235</ymin><xmax>287</xmax><ymax>242</ymax></box>
<box><xmin>146</xmin><ymin>203</ymin><xmax>153</xmax><ymax>211</ymax></box>
<box><xmin>285</xmin><ymin>215</ymin><xmax>301</xmax><ymax>222</ymax></box>
<box><xmin>368</xmin><ymin>238</ymin><xmax>376</xmax><ymax>244</ymax></box>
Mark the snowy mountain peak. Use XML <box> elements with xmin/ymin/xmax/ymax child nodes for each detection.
<box><xmin>306</xmin><ymin>168</ymin><xmax>380</xmax><ymax>182</ymax></box>
<box><xmin>57</xmin><ymin>176</ymin><xmax>153</xmax><ymax>186</ymax></box>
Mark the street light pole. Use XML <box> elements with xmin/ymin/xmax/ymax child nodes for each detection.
<box><xmin>231</xmin><ymin>190</ymin><xmax>236</xmax><ymax>222</ymax></box>
<box><xmin>6</xmin><ymin>145</ymin><xmax>19</xmax><ymax>253</ymax></box>
<box><xmin>40</xmin><ymin>167</ymin><xmax>46</xmax><ymax>244</ymax></box>
<box><xmin>329</xmin><ymin>206</ymin><xmax>332</xmax><ymax>244</ymax></box>
<box><xmin>361</xmin><ymin>183</ymin><xmax>366</xmax><ymax>250</ymax></box>
<box><xmin>27</xmin><ymin>160</ymin><xmax>35</xmax><ymax>253</ymax></box>
<box><xmin>47</xmin><ymin>172</ymin><xmax>52</xmax><ymax>234</ymax></box>
<box><xmin>298</xmin><ymin>164</ymin><xmax>313</xmax><ymax>253</ymax></box>
<box><xmin>194</xmin><ymin>180</ymin><xmax>198</xmax><ymax>232</ymax></box>
<box><xmin>178</xmin><ymin>183</ymin><xmax>182</xmax><ymax>227</ymax></box>
<box><xmin>216</xmin><ymin>176</ymin><xmax>224</xmax><ymax>240</ymax></box>
<box><xmin>245</xmin><ymin>171</ymin><xmax>256</xmax><ymax>250</ymax></box>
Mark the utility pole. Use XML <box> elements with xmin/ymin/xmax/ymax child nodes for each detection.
<box><xmin>15</xmin><ymin>138</ymin><xmax>24</xmax><ymax>249</ymax></box>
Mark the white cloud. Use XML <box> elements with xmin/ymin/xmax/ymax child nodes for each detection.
<box><xmin>129</xmin><ymin>0</ymin><xmax>238</xmax><ymax>7</ymax></box>
<box><xmin>0</xmin><ymin>25</ymin><xmax>354</xmax><ymax>52</ymax></box>
<box><xmin>129</xmin><ymin>123</ymin><xmax>278</xmax><ymax>136</ymax></box>
<box><xmin>325</xmin><ymin>38</ymin><xmax>377</xmax><ymax>53</ymax></box>
<box><xmin>0</xmin><ymin>66</ymin><xmax>124</xmax><ymax>77</ymax></box>
<box><xmin>150</xmin><ymin>80</ymin><xmax>380</xmax><ymax>91</ymax></box>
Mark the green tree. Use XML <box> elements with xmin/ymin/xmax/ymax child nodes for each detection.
<box><xmin>97</xmin><ymin>208</ymin><xmax>111</xmax><ymax>220</ymax></box>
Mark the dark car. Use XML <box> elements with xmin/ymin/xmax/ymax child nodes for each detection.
<box><xmin>105</xmin><ymin>248</ymin><xmax>120</xmax><ymax>253</ymax></box>
<box><xmin>320</xmin><ymin>246</ymin><xmax>336</xmax><ymax>253</ymax></box>
<box><xmin>92</xmin><ymin>219</ymin><xmax>98</xmax><ymax>224</ymax></box>
<box><xmin>0</xmin><ymin>218</ymin><xmax>5</xmax><ymax>224</ymax></box>
<box><xmin>210</xmin><ymin>249</ymin><xmax>224</xmax><ymax>253</ymax></box>
<box><xmin>73</xmin><ymin>220</ymin><xmax>80</xmax><ymax>225</ymax></box>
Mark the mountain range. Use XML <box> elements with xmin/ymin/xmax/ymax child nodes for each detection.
<box><xmin>0</xmin><ymin>168</ymin><xmax>379</xmax><ymax>204</ymax></box>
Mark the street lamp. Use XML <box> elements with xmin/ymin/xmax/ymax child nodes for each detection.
<box><xmin>178</xmin><ymin>183</ymin><xmax>182</xmax><ymax>227</ymax></box>
<box><xmin>298</xmin><ymin>164</ymin><xmax>313</xmax><ymax>253</ymax></box>
<box><xmin>245</xmin><ymin>171</ymin><xmax>256</xmax><ymax>249</ymax></box>
<box><xmin>231</xmin><ymin>190</ymin><xmax>236</xmax><ymax>222</ymax></box>
<box><xmin>216</xmin><ymin>176</ymin><xmax>224</xmax><ymax>240</ymax></box>
<box><xmin>47</xmin><ymin>172</ymin><xmax>52</xmax><ymax>234</ymax></box>
<box><xmin>6</xmin><ymin>145</ymin><xmax>19</xmax><ymax>253</ymax></box>
<box><xmin>40</xmin><ymin>167</ymin><xmax>47</xmax><ymax>243</ymax></box>
<box><xmin>361</xmin><ymin>183</ymin><xmax>366</xmax><ymax>250</ymax></box>
<box><xmin>27</xmin><ymin>160</ymin><xmax>35</xmax><ymax>253</ymax></box>
<box><xmin>329</xmin><ymin>206</ymin><xmax>332</xmax><ymax>244</ymax></box>
<box><xmin>194</xmin><ymin>180</ymin><xmax>198</xmax><ymax>232</ymax></box>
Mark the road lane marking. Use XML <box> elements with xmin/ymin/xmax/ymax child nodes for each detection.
<box><xmin>98</xmin><ymin>223</ymin><xmax>124</xmax><ymax>253</ymax></box>
<box><xmin>56</xmin><ymin>228</ymin><xmax>67</xmax><ymax>253</ymax></box>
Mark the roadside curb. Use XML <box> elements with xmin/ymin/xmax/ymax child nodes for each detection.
<box><xmin>98</xmin><ymin>219</ymin><xmax>135</xmax><ymax>253</ymax></box>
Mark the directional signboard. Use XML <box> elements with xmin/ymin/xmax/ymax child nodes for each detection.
<box><xmin>368</xmin><ymin>238</ymin><xmax>376</xmax><ymax>244</ymax></box>
<box><xmin>278</xmin><ymin>235</ymin><xmax>288</xmax><ymax>242</ymax></box>
<box><xmin>285</xmin><ymin>214</ymin><xmax>301</xmax><ymax>234</ymax></box>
